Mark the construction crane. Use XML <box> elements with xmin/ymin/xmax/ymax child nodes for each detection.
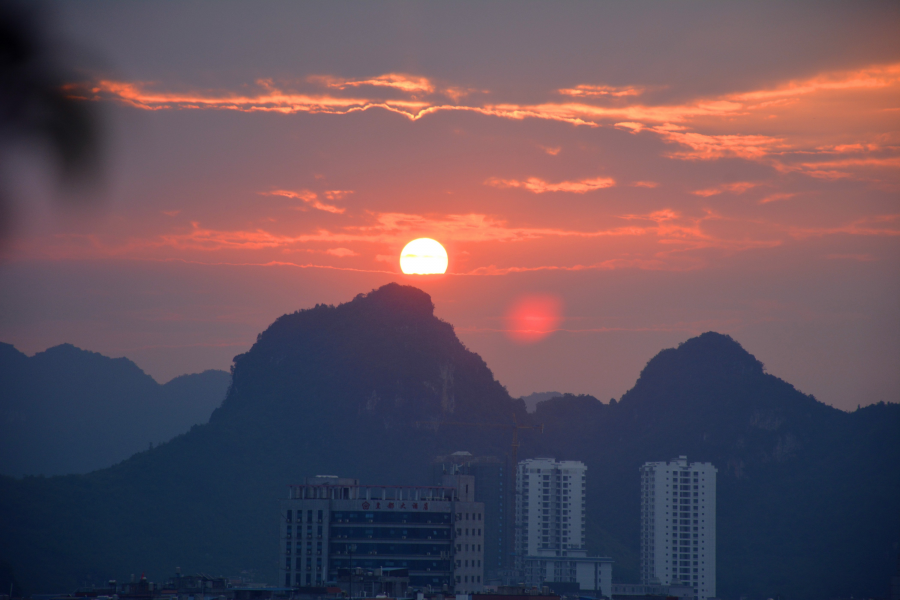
<box><xmin>416</xmin><ymin>414</ymin><xmax>543</xmax><ymax>570</ymax></box>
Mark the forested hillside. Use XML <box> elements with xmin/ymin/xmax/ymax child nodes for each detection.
<box><xmin>0</xmin><ymin>284</ymin><xmax>896</xmax><ymax>599</ymax></box>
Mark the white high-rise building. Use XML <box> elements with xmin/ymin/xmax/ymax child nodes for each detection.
<box><xmin>516</xmin><ymin>458</ymin><xmax>587</xmax><ymax>558</ymax></box>
<box><xmin>640</xmin><ymin>456</ymin><xmax>716</xmax><ymax>600</ymax></box>
<box><xmin>515</xmin><ymin>458</ymin><xmax>612</xmax><ymax>597</ymax></box>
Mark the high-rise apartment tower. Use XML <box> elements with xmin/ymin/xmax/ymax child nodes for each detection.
<box><xmin>516</xmin><ymin>458</ymin><xmax>587</xmax><ymax>559</ymax></box>
<box><xmin>515</xmin><ymin>458</ymin><xmax>611</xmax><ymax>597</ymax></box>
<box><xmin>640</xmin><ymin>456</ymin><xmax>716</xmax><ymax>600</ymax></box>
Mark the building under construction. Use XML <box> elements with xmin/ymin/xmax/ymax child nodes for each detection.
<box><xmin>432</xmin><ymin>452</ymin><xmax>507</xmax><ymax>583</ymax></box>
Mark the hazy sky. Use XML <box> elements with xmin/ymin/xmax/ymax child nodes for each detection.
<box><xmin>1</xmin><ymin>1</ymin><xmax>898</xmax><ymax>411</ymax></box>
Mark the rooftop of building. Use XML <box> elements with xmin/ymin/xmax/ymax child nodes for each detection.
<box><xmin>433</xmin><ymin>452</ymin><xmax>503</xmax><ymax>465</ymax></box>
<box><xmin>287</xmin><ymin>482</ymin><xmax>463</xmax><ymax>502</ymax></box>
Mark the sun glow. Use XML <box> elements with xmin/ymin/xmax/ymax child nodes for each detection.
<box><xmin>504</xmin><ymin>295</ymin><xmax>563</xmax><ymax>343</ymax></box>
<box><xmin>399</xmin><ymin>238</ymin><xmax>449</xmax><ymax>275</ymax></box>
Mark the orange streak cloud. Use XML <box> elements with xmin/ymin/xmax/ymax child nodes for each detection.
<box><xmin>730</xmin><ymin>63</ymin><xmax>900</xmax><ymax>102</ymax></box>
<box><xmin>788</xmin><ymin>214</ymin><xmax>900</xmax><ymax>238</ymax></box>
<box><xmin>19</xmin><ymin>205</ymin><xmax>899</xmax><ymax>279</ymax></box>
<box><xmin>17</xmin><ymin>205</ymin><xmax>802</xmax><ymax>273</ymax></box>
<box><xmin>485</xmin><ymin>176</ymin><xmax>616</xmax><ymax>193</ymax></box>
<box><xmin>759</xmin><ymin>193</ymin><xmax>796</xmax><ymax>204</ymax></box>
<box><xmin>262</xmin><ymin>189</ymin><xmax>345</xmax><ymax>214</ymax></box>
<box><xmin>558</xmin><ymin>84</ymin><xmax>645</xmax><ymax>98</ymax></box>
<box><xmin>85</xmin><ymin>62</ymin><xmax>900</xmax><ymax>182</ymax></box>
<box><xmin>312</xmin><ymin>73</ymin><xmax>435</xmax><ymax>94</ymax></box>
<box><xmin>692</xmin><ymin>182</ymin><xmax>758</xmax><ymax>197</ymax></box>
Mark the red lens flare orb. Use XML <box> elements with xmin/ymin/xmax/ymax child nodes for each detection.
<box><xmin>504</xmin><ymin>295</ymin><xmax>563</xmax><ymax>343</ymax></box>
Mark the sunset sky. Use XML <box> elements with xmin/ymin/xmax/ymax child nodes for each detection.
<box><xmin>1</xmin><ymin>2</ymin><xmax>898</xmax><ymax>411</ymax></box>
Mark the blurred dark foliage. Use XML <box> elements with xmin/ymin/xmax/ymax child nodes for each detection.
<box><xmin>0</xmin><ymin>0</ymin><xmax>102</xmax><ymax>237</ymax></box>
<box><xmin>0</xmin><ymin>284</ymin><xmax>897</xmax><ymax>599</ymax></box>
<box><xmin>0</xmin><ymin>560</ymin><xmax>22</xmax><ymax>597</ymax></box>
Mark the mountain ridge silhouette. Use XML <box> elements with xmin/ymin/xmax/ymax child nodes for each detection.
<box><xmin>0</xmin><ymin>342</ymin><xmax>230</xmax><ymax>476</ymax></box>
<box><xmin>0</xmin><ymin>283</ymin><xmax>896</xmax><ymax>600</ymax></box>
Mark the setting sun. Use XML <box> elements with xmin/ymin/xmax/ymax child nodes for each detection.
<box><xmin>399</xmin><ymin>238</ymin><xmax>449</xmax><ymax>275</ymax></box>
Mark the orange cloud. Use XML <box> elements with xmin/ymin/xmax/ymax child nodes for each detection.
<box><xmin>558</xmin><ymin>84</ymin><xmax>645</xmax><ymax>98</ymax></box>
<box><xmin>615</xmin><ymin>122</ymin><xmax>645</xmax><ymax>132</ymax></box>
<box><xmin>88</xmin><ymin>61</ymin><xmax>900</xmax><ymax>177</ymax></box>
<box><xmin>31</xmin><ymin>199</ymin><xmax>885</xmax><ymax>276</ymax></box>
<box><xmin>313</xmin><ymin>73</ymin><xmax>434</xmax><ymax>94</ymax></box>
<box><xmin>485</xmin><ymin>176</ymin><xmax>616</xmax><ymax>193</ymax></box>
<box><xmin>759</xmin><ymin>193</ymin><xmax>796</xmax><ymax>204</ymax></box>
<box><xmin>730</xmin><ymin>63</ymin><xmax>900</xmax><ymax>103</ymax></box>
<box><xmin>799</xmin><ymin>155</ymin><xmax>900</xmax><ymax>171</ymax></box>
<box><xmin>88</xmin><ymin>79</ymin><xmax>431</xmax><ymax>118</ymax></box>
<box><xmin>324</xmin><ymin>190</ymin><xmax>354</xmax><ymax>201</ymax></box>
<box><xmin>442</xmin><ymin>86</ymin><xmax>485</xmax><ymax>102</ymax></box>
<box><xmin>262</xmin><ymin>189</ymin><xmax>345</xmax><ymax>214</ymax></box>
<box><xmin>463</xmin><ymin>258</ymin><xmax>672</xmax><ymax>276</ymax></box>
<box><xmin>653</xmin><ymin>126</ymin><xmax>784</xmax><ymax>160</ymax></box>
<box><xmin>788</xmin><ymin>214</ymin><xmax>900</xmax><ymax>238</ymax></box>
<box><xmin>71</xmin><ymin>208</ymin><xmax>778</xmax><ymax>261</ymax></box>
<box><xmin>692</xmin><ymin>182</ymin><xmax>758</xmax><ymax>197</ymax></box>
<box><xmin>325</xmin><ymin>248</ymin><xmax>357</xmax><ymax>257</ymax></box>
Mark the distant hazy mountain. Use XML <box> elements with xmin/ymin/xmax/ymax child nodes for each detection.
<box><xmin>0</xmin><ymin>284</ymin><xmax>896</xmax><ymax>600</ymax></box>
<box><xmin>0</xmin><ymin>343</ymin><xmax>230</xmax><ymax>476</ymax></box>
<box><xmin>520</xmin><ymin>391</ymin><xmax>563</xmax><ymax>412</ymax></box>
